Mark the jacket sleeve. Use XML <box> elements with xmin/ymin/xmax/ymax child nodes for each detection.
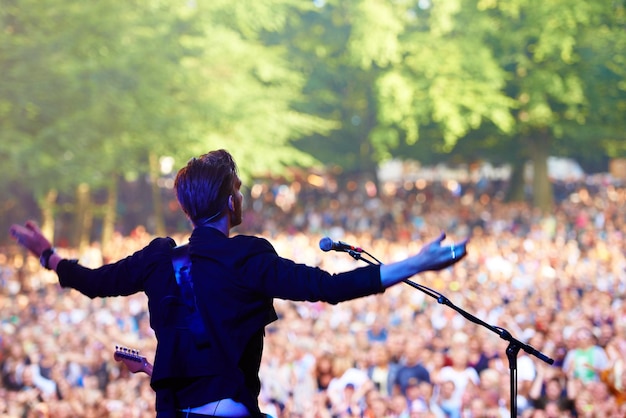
<box><xmin>241</xmin><ymin>236</ymin><xmax>384</xmax><ymax>304</ymax></box>
<box><xmin>56</xmin><ymin>237</ymin><xmax>176</xmax><ymax>298</ymax></box>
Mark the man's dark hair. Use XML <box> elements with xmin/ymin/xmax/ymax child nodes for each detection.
<box><xmin>175</xmin><ymin>149</ymin><xmax>238</xmax><ymax>226</ymax></box>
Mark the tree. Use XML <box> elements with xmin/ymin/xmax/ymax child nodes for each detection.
<box><xmin>284</xmin><ymin>0</ymin><xmax>516</xmax><ymax>182</ymax></box>
<box><xmin>1</xmin><ymin>0</ymin><xmax>332</xmax><ymax>247</ymax></box>
<box><xmin>277</xmin><ymin>0</ymin><xmax>385</xmax><ymax>178</ymax></box>
<box><xmin>353</xmin><ymin>0</ymin><xmax>626</xmax><ymax>211</ymax></box>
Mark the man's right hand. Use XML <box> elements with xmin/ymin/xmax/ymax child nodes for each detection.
<box><xmin>9</xmin><ymin>220</ymin><xmax>53</xmax><ymax>258</ymax></box>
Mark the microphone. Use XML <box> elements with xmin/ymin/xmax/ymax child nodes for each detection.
<box><xmin>319</xmin><ymin>237</ymin><xmax>363</xmax><ymax>253</ymax></box>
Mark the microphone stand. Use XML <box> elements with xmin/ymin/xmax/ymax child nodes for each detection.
<box><xmin>343</xmin><ymin>248</ymin><xmax>554</xmax><ymax>418</ymax></box>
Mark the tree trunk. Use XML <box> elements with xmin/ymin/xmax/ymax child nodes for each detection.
<box><xmin>40</xmin><ymin>189</ymin><xmax>58</xmax><ymax>244</ymax></box>
<box><xmin>506</xmin><ymin>158</ymin><xmax>526</xmax><ymax>202</ymax></box>
<box><xmin>149</xmin><ymin>152</ymin><xmax>166</xmax><ymax>236</ymax></box>
<box><xmin>75</xmin><ymin>183</ymin><xmax>93</xmax><ymax>252</ymax></box>
<box><xmin>528</xmin><ymin>131</ymin><xmax>554</xmax><ymax>213</ymax></box>
<box><xmin>101</xmin><ymin>175</ymin><xmax>118</xmax><ymax>258</ymax></box>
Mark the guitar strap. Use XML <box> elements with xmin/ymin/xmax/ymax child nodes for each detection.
<box><xmin>171</xmin><ymin>243</ymin><xmax>210</xmax><ymax>348</ymax></box>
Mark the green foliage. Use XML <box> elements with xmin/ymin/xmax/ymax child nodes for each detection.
<box><xmin>276</xmin><ymin>0</ymin><xmax>385</xmax><ymax>174</ymax></box>
<box><xmin>0</xmin><ymin>0</ymin><xmax>329</xmax><ymax>201</ymax></box>
<box><xmin>1</xmin><ymin>0</ymin><xmax>625</xmax><ymax>225</ymax></box>
<box><xmin>371</xmin><ymin>0</ymin><xmax>626</xmax><ymax>171</ymax></box>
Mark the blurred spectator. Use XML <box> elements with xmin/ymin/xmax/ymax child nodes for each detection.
<box><xmin>314</xmin><ymin>352</ymin><xmax>336</xmax><ymax>393</ymax></box>
<box><xmin>528</xmin><ymin>362</ymin><xmax>575</xmax><ymax>414</ymax></box>
<box><xmin>331</xmin><ymin>383</ymin><xmax>362</xmax><ymax>417</ymax></box>
<box><xmin>327</xmin><ymin>353</ymin><xmax>372</xmax><ymax>415</ymax></box>
<box><xmin>431</xmin><ymin>379</ymin><xmax>459</xmax><ymax>418</ymax></box>
<box><xmin>433</xmin><ymin>344</ymin><xmax>479</xmax><ymax>413</ymax></box>
<box><xmin>562</xmin><ymin>326</ymin><xmax>609</xmax><ymax>383</ymax></box>
<box><xmin>367</xmin><ymin>315</ymin><xmax>389</xmax><ymax>343</ymax></box>
<box><xmin>394</xmin><ymin>338</ymin><xmax>431</xmax><ymax>397</ymax></box>
<box><xmin>388</xmin><ymin>393</ymin><xmax>411</xmax><ymax>418</ymax></box>
<box><xmin>362</xmin><ymin>388</ymin><xmax>390</xmax><ymax>417</ymax></box>
<box><xmin>367</xmin><ymin>342</ymin><xmax>399</xmax><ymax>397</ymax></box>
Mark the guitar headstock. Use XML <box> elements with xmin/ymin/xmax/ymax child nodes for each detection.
<box><xmin>114</xmin><ymin>345</ymin><xmax>151</xmax><ymax>375</ymax></box>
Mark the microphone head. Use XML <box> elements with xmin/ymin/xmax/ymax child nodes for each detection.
<box><xmin>319</xmin><ymin>236</ymin><xmax>333</xmax><ymax>252</ymax></box>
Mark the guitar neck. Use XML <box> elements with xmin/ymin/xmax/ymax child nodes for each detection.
<box><xmin>143</xmin><ymin>362</ymin><xmax>154</xmax><ymax>377</ymax></box>
<box><xmin>114</xmin><ymin>346</ymin><xmax>153</xmax><ymax>377</ymax></box>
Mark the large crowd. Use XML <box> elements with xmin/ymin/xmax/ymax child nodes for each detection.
<box><xmin>1</xmin><ymin>174</ymin><xmax>626</xmax><ymax>417</ymax></box>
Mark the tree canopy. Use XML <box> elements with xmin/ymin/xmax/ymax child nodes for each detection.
<box><xmin>1</xmin><ymin>0</ymin><xmax>625</xmax><ymax>241</ymax></box>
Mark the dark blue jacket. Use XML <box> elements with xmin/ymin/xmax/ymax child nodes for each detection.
<box><xmin>57</xmin><ymin>226</ymin><xmax>383</xmax><ymax>416</ymax></box>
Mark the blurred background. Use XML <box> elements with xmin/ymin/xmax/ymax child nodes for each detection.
<box><xmin>2</xmin><ymin>0</ymin><xmax>625</xmax><ymax>249</ymax></box>
<box><xmin>2</xmin><ymin>1</ymin><xmax>626</xmax><ymax>417</ymax></box>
